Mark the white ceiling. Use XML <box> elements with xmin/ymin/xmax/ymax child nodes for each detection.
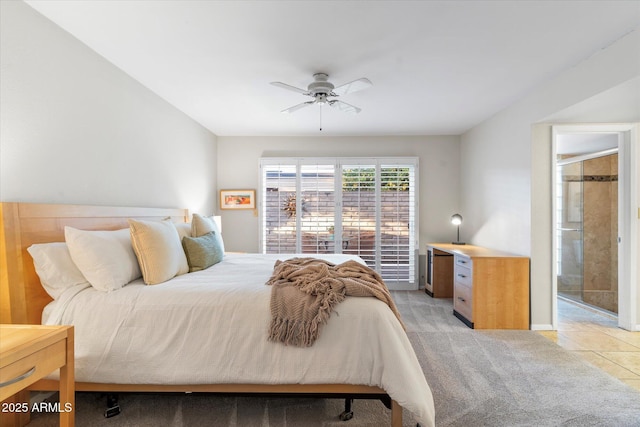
<box><xmin>24</xmin><ymin>0</ymin><xmax>640</xmax><ymax>137</ymax></box>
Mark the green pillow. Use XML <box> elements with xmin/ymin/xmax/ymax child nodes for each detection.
<box><xmin>181</xmin><ymin>231</ymin><xmax>223</xmax><ymax>272</ymax></box>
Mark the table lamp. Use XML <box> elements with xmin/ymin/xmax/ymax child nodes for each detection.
<box><xmin>451</xmin><ymin>213</ymin><xmax>465</xmax><ymax>245</ymax></box>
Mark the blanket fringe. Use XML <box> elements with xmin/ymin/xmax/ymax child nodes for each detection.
<box><xmin>268</xmin><ymin>317</ymin><xmax>318</xmax><ymax>347</ymax></box>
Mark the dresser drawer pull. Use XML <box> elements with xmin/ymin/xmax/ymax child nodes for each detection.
<box><xmin>457</xmin><ymin>274</ymin><xmax>467</xmax><ymax>278</ymax></box>
<box><xmin>457</xmin><ymin>297</ymin><xmax>466</xmax><ymax>302</ymax></box>
<box><xmin>0</xmin><ymin>366</ymin><xmax>36</xmax><ymax>388</ymax></box>
<box><xmin>458</xmin><ymin>260</ymin><xmax>467</xmax><ymax>264</ymax></box>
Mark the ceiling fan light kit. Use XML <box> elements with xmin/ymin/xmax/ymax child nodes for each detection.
<box><xmin>271</xmin><ymin>73</ymin><xmax>372</xmax><ymax>123</ymax></box>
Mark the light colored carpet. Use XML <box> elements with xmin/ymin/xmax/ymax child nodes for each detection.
<box><xmin>29</xmin><ymin>291</ymin><xmax>640</xmax><ymax>426</ymax></box>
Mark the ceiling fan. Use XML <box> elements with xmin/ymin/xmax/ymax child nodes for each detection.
<box><xmin>271</xmin><ymin>73</ymin><xmax>372</xmax><ymax>114</ymax></box>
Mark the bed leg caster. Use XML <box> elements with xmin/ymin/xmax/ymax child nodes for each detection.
<box><xmin>104</xmin><ymin>393</ymin><xmax>121</xmax><ymax>418</ymax></box>
<box><xmin>339</xmin><ymin>398</ymin><xmax>354</xmax><ymax>421</ymax></box>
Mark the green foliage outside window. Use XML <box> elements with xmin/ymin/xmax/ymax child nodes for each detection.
<box><xmin>342</xmin><ymin>167</ymin><xmax>410</xmax><ymax>191</ymax></box>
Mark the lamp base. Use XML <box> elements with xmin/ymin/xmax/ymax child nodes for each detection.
<box><xmin>452</xmin><ymin>241</ymin><xmax>466</xmax><ymax>245</ymax></box>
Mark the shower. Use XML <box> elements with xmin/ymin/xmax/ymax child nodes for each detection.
<box><xmin>556</xmin><ymin>134</ymin><xmax>619</xmax><ymax>314</ymax></box>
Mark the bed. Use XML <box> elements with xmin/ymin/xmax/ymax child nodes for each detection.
<box><xmin>0</xmin><ymin>202</ymin><xmax>435</xmax><ymax>427</ymax></box>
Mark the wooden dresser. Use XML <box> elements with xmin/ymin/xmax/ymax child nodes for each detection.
<box><xmin>426</xmin><ymin>244</ymin><xmax>530</xmax><ymax>329</ymax></box>
<box><xmin>0</xmin><ymin>325</ymin><xmax>74</xmax><ymax>427</ymax></box>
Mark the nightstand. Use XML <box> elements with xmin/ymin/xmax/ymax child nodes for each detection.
<box><xmin>0</xmin><ymin>325</ymin><xmax>74</xmax><ymax>427</ymax></box>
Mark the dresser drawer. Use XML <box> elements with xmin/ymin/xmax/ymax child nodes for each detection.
<box><xmin>0</xmin><ymin>340</ymin><xmax>66</xmax><ymax>399</ymax></box>
<box><xmin>454</xmin><ymin>264</ymin><xmax>472</xmax><ymax>287</ymax></box>
<box><xmin>455</xmin><ymin>255</ymin><xmax>472</xmax><ymax>269</ymax></box>
<box><xmin>454</xmin><ymin>283</ymin><xmax>473</xmax><ymax>322</ymax></box>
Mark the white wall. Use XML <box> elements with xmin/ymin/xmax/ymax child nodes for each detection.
<box><xmin>460</xmin><ymin>30</ymin><xmax>640</xmax><ymax>328</ymax></box>
<box><xmin>0</xmin><ymin>1</ymin><xmax>217</xmax><ymax>214</ymax></box>
<box><xmin>542</xmin><ymin>80</ymin><xmax>640</xmax><ymax>330</ymax></box>
<box><xmin>216</xmin><ymin>136</ymin><xmax>460</xmax><ymax>264</ymax></box>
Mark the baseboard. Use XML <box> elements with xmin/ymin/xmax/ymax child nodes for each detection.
<box><xmin>531</xmin><ymin>324</ymin><xmax>554</xmax><ymax>331</ymax></box>
<box><xmin>453</xmin><ymin>310</ymin><xmax>474</xmax><ymax>329</ymax></box>
<box><xmin>618</xmin><ymin>322</ymin><xmax>640</xmax><ymax>332</ymax></box>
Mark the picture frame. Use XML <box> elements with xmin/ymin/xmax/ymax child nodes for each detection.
<box><xmin>220</xmin><ymin>189</ymin><xmax>256</xmax><ymax>210</ymax></box>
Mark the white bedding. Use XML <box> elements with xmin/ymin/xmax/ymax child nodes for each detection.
<box><xmin>43</xmin><ymin>253</ymin><xmax>435</xmax><ymax>426</ymax></box>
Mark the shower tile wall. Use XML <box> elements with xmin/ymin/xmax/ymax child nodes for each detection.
<box><xmin>583</xmin><ymin>154</ymin><xmax>618</xmax><ymax>313</ymax></box>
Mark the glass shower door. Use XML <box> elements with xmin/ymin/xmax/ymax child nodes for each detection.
<box><xmin>557</xmin><ymin>161</ymin><xmax>584</xmax><ymax>303</ymax></box>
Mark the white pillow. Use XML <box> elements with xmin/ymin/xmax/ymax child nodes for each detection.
<box><xmin>173</xmin><ymin>222</ymin><xmax>192</xmax><ymax>241</ymax></box>
<box><xmin>129</xmin><ymin>219</ymin><xmax>189</xmax><ymax>285</ymax></box>
<box><xmin>64</xmin><ymin>226</ymin><xmax>141</xmax><ymax>292</ymax></box>
<box><xmin>191</xmin><ymin>213</ymin><xmax>225</xmax><ymax>254</ymax></box>
<box><xmin>27</xmin><ymin>242</ymin><xmax>89</xmax><ymax>299</ymax></box>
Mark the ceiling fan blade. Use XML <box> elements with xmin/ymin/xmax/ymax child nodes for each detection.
<box><xmin>332</xmin><ymin>78</ymin><xmax>372</xmax><ymax>96</ymax></box>
<box><xmin>281</xmin><ymin>101</ymin><xmax>315</xmax><ymax>113</ymax></box>
<box><xmin>329</xmin><ymin>100</ymin><xmax>362</xmax><ymax>114</ymax></box>
<box><xmin>270</xmin><ymin>81</ymin><xmax>310</xmax><ymax>95</ymax></box>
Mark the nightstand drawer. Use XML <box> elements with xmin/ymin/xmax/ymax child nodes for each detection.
<box><xmin>454</xmin><ymin>265</ymin><xmax>472</xmax><ymax>287</ymax></box>
<box><xmin>0</xmin><ymin>340</ymin><xmax>65</xmax><ymax>399</ymax></box>
<box><xmin>454</xmin><ymin>283</ymin><xmax>473</xmax><ymax>322</ymax></box>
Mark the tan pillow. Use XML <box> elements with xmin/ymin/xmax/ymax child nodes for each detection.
<box><xmin>192</xmin><ymin>213</ymin><xmax>215</xmax><ymax>236</ymax></box>
<box><xmin>192</xmin><ymin>213</ymin><xmax>225</xmax><ymax>254</ymax></box>
<box><xmin>129</xmin><ymin>219</ymin><xmax>189</xmax><ymax>285</ymax></box>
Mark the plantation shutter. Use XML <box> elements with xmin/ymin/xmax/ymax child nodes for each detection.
<box><xmin>260</xmin><ymin>157</ymin><xmax>418</xmax><ymax>290</ymax></box>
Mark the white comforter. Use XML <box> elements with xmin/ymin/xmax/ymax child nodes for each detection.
<box><xmin>43</xmin><ymin>253</ymin><xmax>435</xmax><ymax>426</ymax></box>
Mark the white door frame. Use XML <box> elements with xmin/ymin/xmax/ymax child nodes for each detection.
<box><xmin>551</xmin><ymin>124</ymin><xmax>638</xmax><ymax>331</ymax></box>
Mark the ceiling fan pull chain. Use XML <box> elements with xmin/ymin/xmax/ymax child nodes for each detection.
<box><xmin>319</xmin><ymin>105</ymin><xmax>322</xmax><ymax>131</ymax></box>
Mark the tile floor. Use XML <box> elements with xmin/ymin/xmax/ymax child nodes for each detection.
<box><xmin>538</xmin><ymin>298</ymin><xmax>640</xmax><ymax>392</ymax></box>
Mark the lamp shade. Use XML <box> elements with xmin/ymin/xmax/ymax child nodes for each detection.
<box><xmin>450</xmin><ymin>214</ymin><xmax>463</xmax><ymax>225</ymax></box>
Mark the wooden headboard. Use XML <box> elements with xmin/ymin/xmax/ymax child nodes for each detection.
<box><xmin>0</xmin><ymin>203</ymin><xmax>189</xmax><ymax>325</ymax></box>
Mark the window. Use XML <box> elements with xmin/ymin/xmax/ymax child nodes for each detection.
<box><xmin>260</xmin><ymin>157</ymin><xmax>418</xmax><ymax>290</ymax></box>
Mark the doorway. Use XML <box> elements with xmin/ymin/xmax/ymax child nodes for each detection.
<box><xmin>552</xmin><ymin>124</ymin><xmax>638</xmax><ymax>331</ymax></box>
<box><xmin>557</xmin><ymin>142</ymin><xmax>618</xmax><ymax>315</ymax></box>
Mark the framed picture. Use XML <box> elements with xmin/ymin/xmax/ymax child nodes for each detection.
<box><xmin>220</xmin><ymin>189</ymin><xmax>256</xmax><ymax>210</ymax></box>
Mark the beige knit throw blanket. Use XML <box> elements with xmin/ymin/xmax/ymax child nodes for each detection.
<box><xmin>266</xmin><ymin>257</ymin><xmax>405</xmax><ymax>347</ymax></box>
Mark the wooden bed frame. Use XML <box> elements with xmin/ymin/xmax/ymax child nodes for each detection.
<box><xmin>0</xmin><ymin>202</ymin><xmax>403</xmax><ymax>426</ymax></box>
